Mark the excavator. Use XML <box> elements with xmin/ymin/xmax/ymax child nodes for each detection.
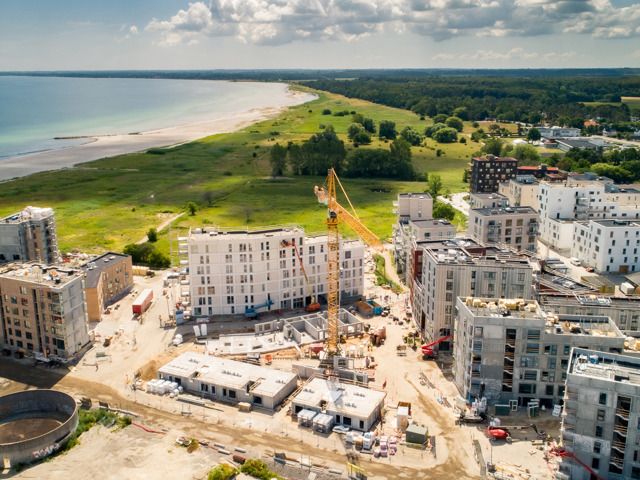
<box><xmin>315</xmin><ymin>169</ymin><xmax>384</xmax><ymax>359</ymax></box>
<box><xmin>280</xmin><ymin>240</ymin><xmax>320</xmax><ymax>312</ymax></box>
<box><xmin>421</xmin><ymin>334</ymin><xmax>453</xmax><ymax>358</ymax></box>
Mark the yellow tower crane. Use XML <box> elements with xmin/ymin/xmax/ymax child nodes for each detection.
<box><xmin>314</xmin><ymin>168</ymin><xmax>384</xmax><ymax>358</ymax></box>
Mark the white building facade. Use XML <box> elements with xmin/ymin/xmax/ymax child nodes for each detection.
<box><xmin>572</xmin><ymin>220</ymin><xmax>640</xmax><ymax>274</ymax></box>
<box><xmin>187</xmin><ymin>226</ymin><xmax>365</xmax><ymax>317</ymax></box>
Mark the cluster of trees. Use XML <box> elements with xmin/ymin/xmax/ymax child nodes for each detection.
<box><xmin>270</xmin><ymin>123</ymin><xmax>418</xmax><ymax>180</ymax></box>
<box><xmin>303</xmin><ymin>76</ymin><xmax>639</xmax><ymax>124</ymax></box>
<box><xmin>123</xmin><ymin>242</ymin><xmax>170</xmax><ymax>268</ymax></box>
<box><xmin>546</xmin><ymin>147</ymin><xmax>640</xmax><ymax>183</ymax></box>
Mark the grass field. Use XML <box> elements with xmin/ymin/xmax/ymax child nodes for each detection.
<box><xmin>582</xmin><ymin>97</ymin><xmax>640</xmax><ymax>109</ymax></box>
<box><xmin>0</xmin><ymin>87</ymin><xmax>504</xmax><ymax>256</ymax></box>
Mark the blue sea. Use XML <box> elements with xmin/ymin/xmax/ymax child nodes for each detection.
<box><xmin>0</xmin><ymin>76</ymin><xmax>301</xmax><ymax>159</ymax></box>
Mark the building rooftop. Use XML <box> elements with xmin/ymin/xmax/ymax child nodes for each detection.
<box><xmin>189</xmin><ymin>225</ymin><xmax>305</xmax><ymax>240</ymax></box>
<box><xmin>81</xmin><ymin>252</ymin><xmax>130</xmax><ymax>289</ymax></box>
<box><xmin>293</xmin><ymin>377</ymin><xmax>386</xmax><ymax>417</ymax></box>
<box><xmin>470</xmin><ymin>193</ymin><xmax>507</xmax><ymax>200</ymax></box>
<box><xmin>0</xmin><ymin>264</ymin><xmax>83</xmax><ymax>287</ymax></box>
<box><xmin>590</xmin><ymin>219</ymin><xmax>640</xmax><ymax>228</ymax></box>
<box><xmin>158</xmin><ymin>352</ymin><xmax>297</xmax><ymax>397</ymax></box>
<box><xmin>518</xmin><ymin>165</ymin><xmax>559</xmax><ymax>172</ymax></box>
<box><xmin>398</xmin><ymin>192</ymin><xmax>432</xmax><ymax>199</ymax></box>
<box><xmin>568</xmin><ymin>348</ymin><xmax>640</xmax><ymax>386</ymax></box>
<box><xmin>409</xmin><ymin>219</ymin><xmax>455</xmax><ymax>228</ymax></box>
<box><xmin>472</xmin><ymin>206</ymin><xmax>538</xmax><ymax>216</ymax></box>
<box><xmin>1</xmin><ymin>206</ymin><xmax>54</xmax><ymax>224</ymax></box>
<box><xmin>420</xmin><ymin>240</ymin><xmax>531</xmax><ymax>266</ymax></box>
<box><xmin>472</xmin><ymin>155</ymin><xmax>517</xmax><ymax>163</ymax></box>
<box><xmin>459</xmin><ymin>297</ymin><xmax>623</xmax><ymax>337</ymax></box>
<box><xmin>512</xmin><ymin>175</ymin><xmax>539</xmax><ymax>185</ymax></box>
<box><xmin>540</xmin><ymin>293</ymin><xmax>640</xmax><ymax>309</ymax></box>
<box><xmin>555</xmin><ymin>138</ymin><xmax>600</xmax><ymax>149</ymax></box>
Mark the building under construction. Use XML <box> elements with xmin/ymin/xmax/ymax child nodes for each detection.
<box><xmin>0</xmin><ymin>206</ymin><xmax>59</xmax><ymax>265</ymax></box>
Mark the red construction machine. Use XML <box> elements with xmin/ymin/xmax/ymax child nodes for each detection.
<box><xmin>421</xmin><ymin>334</ymin><xmax>453</xmax><ymax>358</ymax></box>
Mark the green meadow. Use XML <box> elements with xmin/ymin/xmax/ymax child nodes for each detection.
<box><xmin>0</xmin><ymin>88</ymin><xmax>500</xmax><ymax>256</ymax></box>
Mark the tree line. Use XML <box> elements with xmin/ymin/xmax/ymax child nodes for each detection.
<box><xmin>301</xmin><ymin>76</ymin><xmax>639</xmax><ymax>125</ymax></box>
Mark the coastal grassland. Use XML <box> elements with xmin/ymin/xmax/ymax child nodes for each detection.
<box><xmin>0</xmin><ymin>88</ymin><xmax>488</xmax><ymax>255</ymax></box>
<box><xmin>582</xmin><ymin>97</ymin><xmax>640</xmax><ymax>109</ymax></box>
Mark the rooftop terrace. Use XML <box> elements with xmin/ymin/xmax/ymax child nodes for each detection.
<box><xmin>0</xmin><ymin>264</ymin><xmax>83</xmax><ymax>287</ymax></box>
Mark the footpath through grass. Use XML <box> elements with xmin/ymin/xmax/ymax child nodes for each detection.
<box><xmin>0</xmin><ymin>87</ymin><xmax>493</xmax><ymax>256</ymax></box>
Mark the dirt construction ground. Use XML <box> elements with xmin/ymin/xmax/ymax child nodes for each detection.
<box><xmin>0</xmin><ymin>266</ymin><xmax>562</xmax><ymax>480</ymax></box>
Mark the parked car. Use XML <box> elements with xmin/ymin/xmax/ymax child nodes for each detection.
<box><xmin>570</xmin><ymin>257</ymin><xmax>581</xmax><ymax>266</ymax></box>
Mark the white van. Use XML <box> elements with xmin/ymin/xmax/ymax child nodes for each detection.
<box><xmin>570</xmin><ymin>257</ymin><xmax>581</xmax><ymax>266</ymax></box>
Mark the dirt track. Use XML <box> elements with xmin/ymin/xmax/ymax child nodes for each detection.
<box><xmin>0</xmin><ymin>359</ymin><xmax>479</xmax><ymax>480</ymax></box>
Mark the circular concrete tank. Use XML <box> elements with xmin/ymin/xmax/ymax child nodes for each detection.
<box><xmin>0</xmin><ymin>389</ymin><xmax>78</xmax><ymax>467</ymax></box>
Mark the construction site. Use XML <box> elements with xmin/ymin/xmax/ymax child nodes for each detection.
<box><xmin>0</xmin><ymin>170</ymin><xmax>567</xmax><ymax>480</ymax></box>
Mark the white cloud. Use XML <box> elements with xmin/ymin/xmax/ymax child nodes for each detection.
<box><xmin>130</xmin><ymin>26</ymin><xmax>139</xmax><ymax>35</ymax></box>
<box><xmin>144</xmin><ymin>0</ymin><xmax>640</xmax><ymax>46</ymax></box>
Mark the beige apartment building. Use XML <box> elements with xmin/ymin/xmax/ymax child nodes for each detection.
<box><xmin>498</xmin><ymin>175</ymin><xmax>540</xmax><ymax>208</ymax></box>
<box><xmin>468</xmin><ymin>206</ymin><xmax>539</xmax><ymax>253</ymax></box>
<box><xmin>0</xmin><ymin>207</ymin><xmax>60</xmax><ymax>265</ymax></box>
<box><xmin>81</xmin><ymin>253</ymin><xmax>134</xmax><ymax>322</ymax></box>
<box><xmin>0</xmin><ymin>264</ymin><xmax>89</xmax><ymax>360</ymax></box>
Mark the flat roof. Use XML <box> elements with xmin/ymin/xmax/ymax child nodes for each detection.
<box><xmin>458</xmin><ymin>297</ymin><xmax>623</xmax><ymax>337</ymax></box>
<box><xmin>398</xmin><ymin>192</ymin><xmax>432</xmax><ymax>199</ymax></box>
<box><xmin>569</xmin><ymin>348</ymin><xmax>640</xmax><ymax>386</ymax></box>
<box><xmin>0</xmin><ymin>264</ymin><xmax>83</xmax><ymax>287</ymax></box>
<box><xmin>409</xmin><ymin>219</ymin><xmax>455</xmax><ymax>228</ymax></box>
<box><xmin>189</xmin><ymin>225</ymin><xmax>305</xmax><ymax>240</ymax></box>
<box><xmin>81</xmin><ymin>252</ymin><xmax>130</xmax><ymax>288</ymax></box>
<box><xmin>540</xmin><ymin>293</ymin><xmax>640</xmax><ymax>309</ymax></box>
<box><xmin>472</xmin><ymin>206</ymin><xmax>538</xmax><ymax>216</ymax></box>
<box><xmin>470</xmin><ymin>193</ymin><xmax>507</xmax><ymax>199</ymax></box>
<box><xmin>555</xmin><ymin>139</ymin><xmax>599</xmax><ymax>148</ymax></box>
<box><xmin>590</xmin><ymin>219</ymin><xmax>640</xmax><ymax>228</ymax></box>
<box><xmin>159</xmin><ymin>352</ymin><xmax>297</xmax><ymax>397</ymax></box>
<box><xmin>292</xmin><ymin>377</ymin><xmax>386</xmax><ymax>418</ymax></box>
<box><xmin>472</xmin><ymin>156</ymin><xmax>517</xmax><ymax>162</ymax></box>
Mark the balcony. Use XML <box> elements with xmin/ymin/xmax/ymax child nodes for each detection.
<box><xmin>611</xmin><ymin>439</ymin><xmax>627</xmax><ymax>453</ymax></box>
<box><xmin>613</xmin><ymin>423</ymin><xmax>628</xmax><ymax>437</ymax></box>
<box><xmin>564</xmin><ymin>389</ymin><xmax>578</xmax><ymax>401</ymax></box>
<box><xmin>609</xmin><ymin>455</ymin><xmax>625</xmax><ymax>470</ymax></box>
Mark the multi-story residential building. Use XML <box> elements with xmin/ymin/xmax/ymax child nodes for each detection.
<box><xmin>187</xmin><ymin>226</ymin><xmax>364</xmax><ymax>317</ymax></box>
<box><xmin>537</xmin><ymin>181</ymin><xmax>640</xmax><ymax>250</ymax></box>
<box><xmin>81</xmin><ymin>253</ymin><xmax>134</xmax><ymax>322</ymax></box>
<box><xmin>468</xmin><ymin>206</ymin><xmax>539</xmax><ymax>252</ymax></box>
<box><xmin>0</xmin><ymin>264</ymin><xmax>89</xmax><ymax>360</ymax></box>
<box><xmin>468</xmin><ymin>193</ymin><xmax>508</xmax><ymax>209</ymax></box>
<box><xmin>536</xmin><ymin>126</ymin><xmax>581</xmax><ymax>138</ymax></box>
<box><xmin>559</xmin><ymin>348</ymin><xmax>640</xmax><ymax>480</ymax></box>
<box><xmin>393</xmin><ymin>192</ymin><xmax>433</xmax><ymax>224</ymax></box>
<box><xmin>468</xmin><ymin>155</ymin><xmax>518</xmax><ymax>194</ymax></box>
<box><xmin>454</xmin><ymin>297</ymin><xmax>624</xmax><ymax>408</ymax></box>
<box><xmin>393</xmin><ymin>219</ymin><xmax>456</xmax><ymax>284</ymax></box>
<box><xmin>498</xmin><ymin>175</ymin><xmax>539</xmax><ymax>208</ymax></box>
<box><xmin>538</xmin><ymin>293</ymin><xmax>640</xmax><ymax>337</ymax></box>
<box><xmin>0</xmin><ymin>207</ymin><xmax>60</xmax><ymax>265</ymax></box>
<box><xmin>572</xmin><ymin>220</ymin><xmax>640</xmax><ymax>274</ymax></box>
<box><xmin>412</xmin><ymin>239</ymin><xmax>533</xmax><ymax>349</ymax></box>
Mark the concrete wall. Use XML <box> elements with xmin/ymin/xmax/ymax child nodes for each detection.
<box><xmin>0</xmin><ymin>389</ymin><xmax>78</xmax><ymax>467</ymax></box>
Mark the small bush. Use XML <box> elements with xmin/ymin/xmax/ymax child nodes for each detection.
<box><xmin>147</xmin><ymin>148</ymin><xmax>167</xmax><ymax>155</ymax></box>
<box><xmin>322</xmin><ymin>109</ymin><xmax>332</xmax><ymax>115</ymax></box>
<box><xmin>460</xmin><ymin>137</ymin><xmax>467</xmax><ymax>144</ymax></box>
<box><xmin>240</xmin><ymin>459</ymin><xmax>282</xmax><ymax>480</ymax></box>
<box><xmin>252</xmin><ymin>152</ymin><xmax>257</xmax><ymax>157</ymax></box>
<box><xmin>208</xmin><ymin>464</ymin><xmax>239</xmax><ymax>480</ymax></box>
<box><xmin>269</xmin><ymin>131</ymin><xmax>279</xmax><ymax>136</ymax></box>
<box><xmin>223</xmin><ymin>171</ymin><xmax>233</xmax><ymax>175</ymax></box>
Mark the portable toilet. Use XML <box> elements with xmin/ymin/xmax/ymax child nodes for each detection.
<box><xmin>396</xmin><ymin>406</ymin><xmax>409</xmax><ymax>429</ymax></box>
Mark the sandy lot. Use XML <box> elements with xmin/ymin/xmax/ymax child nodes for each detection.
<box><xmin>0</xmin><ymin>89</ymin><xmax>315</xmax><ymax>181</ymax></box>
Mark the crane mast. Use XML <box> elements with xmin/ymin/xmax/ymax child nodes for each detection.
<box><xmin>315</xmin><ymin>168</ymin><xmax>384</xmax><ymax>360</ymax></box>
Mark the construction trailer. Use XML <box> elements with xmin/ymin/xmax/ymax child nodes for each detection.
<box><xmin>157</xmin><ymin>352</ymin><xmax>297</xmax><ymax>410</ymax></box>
<box><xmin>132</xmin><ymin>288</ymin><xmax>153</xmax><ymax>315</ymax></box>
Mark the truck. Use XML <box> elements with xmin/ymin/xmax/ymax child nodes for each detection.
<box><xmin>132</xmin><ymin>288</ymin><xmax>153</xmax><ymax>315</ymax></box>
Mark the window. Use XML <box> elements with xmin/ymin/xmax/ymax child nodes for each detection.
<box><xmin>595</xmin><ymin>425</ymin><xmax>603</xmax><ymax>438</ymax></box>
<box><xmin>564</xmin><ymin>345</ymin><xmax>571</xmax><ymax>355</ymax></box>
<box><xmin>592</xmin><ymin>458</ymin><xmax>600</xmax><ymax>470</ymax></box>
<box><xmin>593</xmin><ymin>441</ymin><xmax>601</xmax><ymax>454</ymax></box>
<box><xmin>597</xmin><ymin>409</ymin><xmax>605</xmax><ymax>421</ymax></box>
<box><xmin>599</xmin><ymin>393</ymin><xmax>607</xmax><ymax>405</ymax></box>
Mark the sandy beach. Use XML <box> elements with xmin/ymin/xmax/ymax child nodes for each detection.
<box><xmin>0</xmin><ymin>89</ymin><xmax>315</xmax><ymax>182</ymax></box>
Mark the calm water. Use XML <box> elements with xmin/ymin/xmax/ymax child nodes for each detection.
<box><xmin>0</xmin><ymin>76</ymin><xmax>299</xmax><ymax>159</ymax></box>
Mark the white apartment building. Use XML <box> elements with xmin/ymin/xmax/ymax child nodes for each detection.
<box><xmin>468</xmin><ymin>206</ymin><xmax>539</xmax><ymax>252</ymax></box>
<box><xmin>393</xmin><ymin>192</ymin><xmax>433</xmax><ymax>224</ymax></box>
<box><xmin>572</xmin><ymin>220</ymin><xmax>640</xmax><ymax>274</ymax></box>
<box><xmin>536</xmin><ymin>126</ymin><xmax>581</xmax><ymax>138</ymax></box>
<box><xmin>187</xmin><ymin>226</ymin><xmax>365</xmax><ymax>317</ymax></box>
<box><xmin>412</xmin><ymin>239</ymin><xmax>533</xmax><ymax>348</ymax></box>
<box><xmin>538</xmin><ymin>181</ymin><xmax>640</xmax><ymax>250</ymax></box>
<box><xmin>0</xmin><ymin>207</ymin><xmax>60</xmax><ymax>265</ymax></box>
<box><xmin>498</xmin><ymin>175</ymin><xmax>539</xmax><ymax>208</ymax></box>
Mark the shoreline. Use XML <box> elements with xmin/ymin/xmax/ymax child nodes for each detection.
<box><xmin>0</xmin><ymin>88</ymin><xmax>316</xmax><ymax>182</ymax></box>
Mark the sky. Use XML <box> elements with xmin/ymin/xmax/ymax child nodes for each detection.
<box><xmin>1</xmin><ymin>0</ymin><xmax>640</xmax><ymax>70</ymax></box>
